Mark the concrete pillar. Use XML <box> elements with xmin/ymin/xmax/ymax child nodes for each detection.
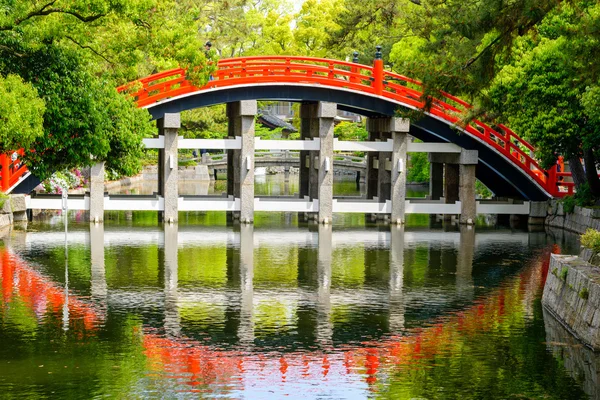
<box><xmin>316</xmin><ymin>224</ymin><xmax>333</xmax><ymax>346</ymax></box>
<box><xmin>89</xmin><ymin>162</ymin><xmax>105</xmax><ymax>222</ymax></box>
<box><xmin>458</xmin><ymin>150</ymin><xmax>478</xmax><ymax>225</ymax></box>
<box><xmin>389</xmin><ymin>225</ymin><xmax>405</xmax><ymax>333</ymax></box>
<box><xmin>317</xmin><ymin>102</ymin><xmax>336</xmax><ymax>224</ymax></box>
<box><xmin>158</xmin><ymin>113</ymin><xmax>180</xmax><ymax>223</ymax></box>
<box><xmin>429</xmin><ymin>162</ymin><xmax>444</xmax><ymax>200</ymax></box>
<box><xmin>229</xmin><ymin>101</ymin><xmax>256</xmax><ymax>223</ymax></box>
<box><xmin>445</xmin><ymin>163</ymin><xmax>459</xmax><ymax>205</ymax></box>
<box><xmin>459</xmin><ymin>164</ymin><xmax>476</xmax><ymax>224</ymax></box>
<box><xmin>238</xmin><ymin>224</ymin><xmax>254</xmax><ymax>345</ymax></box>
<box><xmin>391</xmin><ymin>119</ymin><xmax>410</xmax><ymax>224</ymax></box>
<box><xmin>528</xmin><ymin>201</ymin><xmax>548</xmax><ymax>225</ymax></box>
<box><xmin>366</xmin><ymin>130</ymin><xmax>380</xmax><ymax>201</ymax></box>
<box><xmin>163</xmin><ymin>223</ymin><xmax>180</xmax><ymax>337</ymax></box>
<box><xmin>299</xmin><ymin>103</ymin><xmax>318</xmax><ymax>201</ymax></box>
<box><xmin>89</xmin><ymin>223</ymin><xmax>107</xmax><ymax>316</ymax></box>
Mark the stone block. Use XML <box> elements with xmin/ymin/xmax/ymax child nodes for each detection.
<box><xmin>239</xmin><ymin>100</ymin><xmax>257</xmax><ymax>116</ymax></box>
<box><xmin>389</xmin><ymin>117</ymin><xmax>410</xmax><ymax>132</ymax></box>
<box><xmin>1</xmin><ymin>198</ymin><xmax>11</xmax><ymax>214</ymax></box>
<box><xmin>529</xmin><ymin>201</ymin><xmax>548</xmax><ymax>218</ymax></box>
<box><xmin>459</xmin><ymin>149</ymin><xmax>479</xmax><ymax>165</ymax></box>
<box><xmin>163</xmin><ymin>113</ymin><xmax>181</xmax><ymax>129</ymax></box>
<box><xmin>317</xmin><ymin>102</ymin><xmax>337</xmax><ymax>119</ymax></box>
<box><xmin>10</xmin><ymin>194</ymin><xmax>26</xmax><ymax>212</ymax></box>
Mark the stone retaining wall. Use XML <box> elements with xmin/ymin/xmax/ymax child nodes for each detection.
<box><xmin>0</xmin><ymin>194</ymin><xmax>28</xmax><ymax>230</ymax></box>
<box><xmin>542</xmin><ymin>254</ymin><xmax>600</xmax><ymax>350</ymax></box>
<box><xmin>545</xmin><ymin>200</ymin><xmax>600</xmax><ymax>234</ymax></box>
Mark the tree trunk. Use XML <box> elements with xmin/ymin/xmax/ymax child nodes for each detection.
<box><xmin>567</xmin><ymin>155</ymin><xmax>586</xmax><ymax>190</ymax></box>
<box><xmin>583</xmin><ymin>148</ymin><xmax>600</xmax><ymax>198</ymax></box>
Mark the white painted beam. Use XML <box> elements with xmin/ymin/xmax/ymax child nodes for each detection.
<box><xmin>178</xmin><ymin>137</ymin><xmax>242</xmax><ymax>150</ymax></box>
<box><xmin>407</xmin><ymin>142</ymin><xmax>462</xmax><ymax>153</ymax></box>
<box><xmin>255</xmin><ymin>138</ymin><xmax>320</xmax><ymax>151</ymax></box>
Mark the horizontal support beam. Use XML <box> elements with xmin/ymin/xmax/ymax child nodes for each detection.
<box><xmin>142</xmin><ymin>136</ymin><xmax>165</xmax><ymax>149</ymax></box>
<box><xmin>255</xmin><ymin>138</ymin><xmax>320</xmax><ymax>151</ymax></box>
<box><xmin>407</xmin><ymin>142</ymin><xmax>462</xmax><ymax>153</ymax></box>
<box><xmin>476</xmin><ymin>201</ymin><xmax>530</xmax><ymax>215</ymax></box>
<box><xmin>24</xmin><ymin>195</ymin><xmax>530</xmax><ymax>215</ymax></box>
<box><xmin>179</xmin><ymin>196</ymin><xmax>239</xmax><ymax>211</ymax></box>
<box><xmin>333</xmin><ymin>139</ymin><xmax>393</xmax><ymax>152</ymax></box>
<box><xmin>178</xmin><ymin>137</ymin><xmax>242</xmax><ymax>149</ymax></box>
<box><xmin>255</xmin><ymin>197</ymin><xmax>318</xmax><ymax>212</ymax></box>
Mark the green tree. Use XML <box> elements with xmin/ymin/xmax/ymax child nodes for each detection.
<box><xmin>0</xmin><ymin>74</ymin><xmax>45</xmax><ymax>153</ymax></box>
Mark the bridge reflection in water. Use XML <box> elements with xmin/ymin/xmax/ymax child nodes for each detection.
<box><xmin>0</xmin><ymin>224</ymin><xmax>589</xmax><ymax>398</ymax></box>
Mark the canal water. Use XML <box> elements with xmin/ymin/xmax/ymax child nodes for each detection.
<box><xmin>1</xmin><ymin>178</ymin><xmax>598</xmax><ymax>399</ymax></box>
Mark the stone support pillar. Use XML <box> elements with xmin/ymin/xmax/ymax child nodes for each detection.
<box><xmin>458</xmin><ymin>150</ymin><xmax>478</xmax><ymax>225</ymax></box>
<box><xmin>89</xmin><ymin>162</ymin><xmax>105</xmax><ymax>223</ymax></box>
<box><xmin>317</xmin><ymin>102</ymin><xmax>336</xmax><ymax>224</ymax></box>
<box><xmin>445</xmin><ymin>164</ymin><xmax>459</xmax><ymax>205</ymax></box>
<box><xmin>158</xmin><ymin>113</ymin><xmax>180</xmax><ymax>223</ymax></box>
<box><xmin>299</xmin><ymin>103</ymin><xmax>318</xmax><ymax>201</ymax></box>
<box><xmin>366</xmin><ymin>130</ymin><xmax>380</xmax><ymax>201</ymax></box>
<box><xmin>228</xmin><ymin>101</ymin><xmax>256</xmax><ymax>223</ymax></box>
<box><xmin>528</xmin><ymin>201</ymin><xmax>548</xmax><ymax>226</ymax></box>
<box><xmin>391</xmin><ymin>118</ymin><xmax>410</xmax><ymax>224</ymax></box>
<box><xmin>429</xmin><ymin>162</ymin><xmax>444</xmax><ymax>200</ymax></box>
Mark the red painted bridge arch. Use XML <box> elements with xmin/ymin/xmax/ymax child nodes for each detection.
<box><xmin>117</xmin><ymin>56</ymin><xmax>569</xmax><ymax>201</ymax></box>
<box><xmin>2</xmin><ymin>56</ymin><xmax>571</xmax><ymax>199</ymax></box>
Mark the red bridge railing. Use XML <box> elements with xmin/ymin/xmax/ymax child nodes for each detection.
<box><xmin>116</xmin><ymin>56</ymin><xmax>570</xmax><ymax>198</ymax></box>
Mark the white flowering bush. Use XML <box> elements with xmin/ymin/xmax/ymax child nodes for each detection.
<box><xmin>39</xmin><ymin>169</ymin><xmax>87</xmax><ymax>194</ymax></box>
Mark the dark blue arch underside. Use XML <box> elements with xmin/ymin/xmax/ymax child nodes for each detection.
<box><xmin>148</xmin><ymin>85</ymin><xmax>550</xmax><ymax>201</ymax></box>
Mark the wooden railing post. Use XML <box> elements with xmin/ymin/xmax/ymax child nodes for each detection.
<box><xmin>547</xmin><ymin>164</ymin><xmax>557</xmax><ymax>196</ymax></box>
<box><xmin>0</xmin><ymin>154</ymin><xmax>9</xmax><ymax>192</ymax></box>
<box><xmin>350</xmin><ymin>51</ymin><xmax>359</xmax><ymax>84</ymax></box>
<box><xmin>373</xmin><ymin>46</ymin><xmax>384</xmax><ymax>96</ymax></box>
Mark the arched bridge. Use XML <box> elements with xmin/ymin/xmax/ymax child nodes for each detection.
<box><xmin>2</xmin><ymin>55</ymin><xmax>571</xmax><ymax>199</ymax></box>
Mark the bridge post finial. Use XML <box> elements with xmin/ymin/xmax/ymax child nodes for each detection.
<box><xmin>375</xmin><ymin>45</ymin><xmax>382</xmax><ymax>60</ymax></box>
<box><xmin>352</xmin><ymin>51</ymin><xmax>359</xmax><ymax>63</ymax></box>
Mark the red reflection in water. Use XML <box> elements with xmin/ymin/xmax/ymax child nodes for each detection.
<box><xmin>0</xmin><ymin>245</ymin><xmax>562</xmax><ymax>395</ymax></box>
<box><xmin>0</xmin><ymin>249</ymin><xmax>102</xmax><ymax>334</ymax></box>
<box><xmin>141</xmin><ymin>246</ymin><xmax>560</xmax><ymax>394</ymax></box>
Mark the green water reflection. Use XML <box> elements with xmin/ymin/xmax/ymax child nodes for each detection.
<box><xmin>0</xmin><ymin>216</ymin><xmax>595</xmax><ymax>399</ymax></box>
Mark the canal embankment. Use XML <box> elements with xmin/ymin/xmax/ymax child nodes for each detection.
<box><xmin>544</xmin><ymin>199</ymin><xmax>600</xmax><ymax>234</ymax></box>
<box><xmin>0</xmin><ymin>194</ymin><xmax>27</xmax><ymax>231</ymax></box>
<box><xmin>542</xmin><ymin>253</ymin><xmax>600</xmax><ymax>351</ymax></box>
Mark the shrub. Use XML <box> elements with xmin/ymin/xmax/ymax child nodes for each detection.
<box><xmin>0</xmin><ymin>193</ymin><xmax>7</xmax><ymax>209</ymax></box>
<box><xmin>579</xmin><ymin>287</ymin><xmax>589</xmax><ymax>300</ymax></box>
<box><xmin>581</xmin><ymin>228</ymin><xmax>600</xmax><ymax>256</ymax></box>
<box><xmin>562</xmin><ymin>195</ymin><xmax>575</xmax><ymax>214</ymax></box>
